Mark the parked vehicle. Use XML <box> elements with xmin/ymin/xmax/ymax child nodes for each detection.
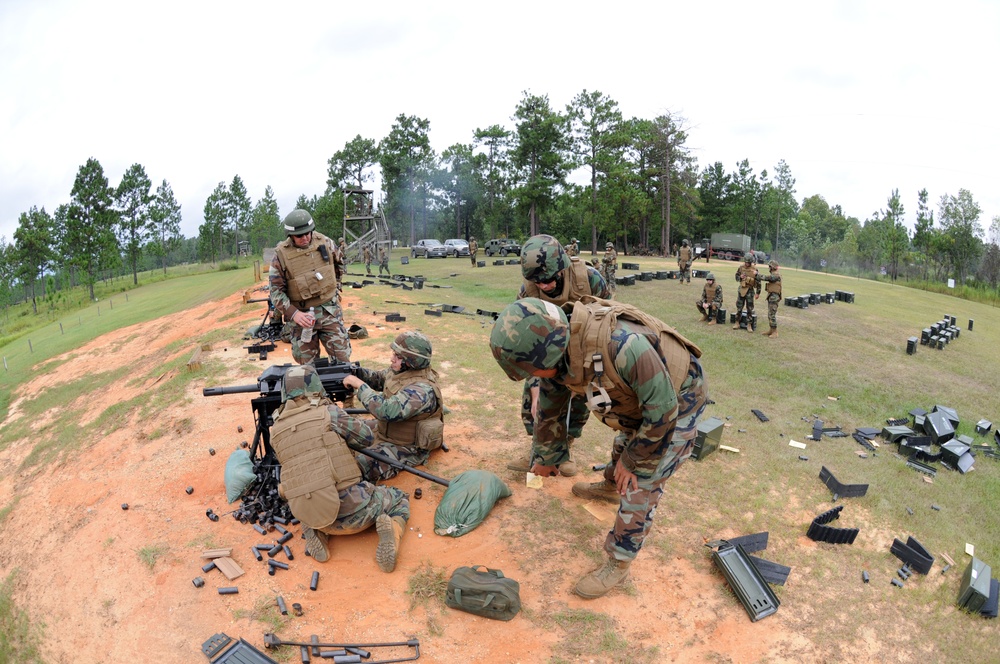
<box><xmin>708</xmin><ymin>233</ymin><xmax>753</xmax><ymax>261</ymax></box>
<box><xmin>411</xmin><ymin>239</ymin><xmax>448</xmax><ymax>258</ymax></box>
<box><xmin>444</xmin><ymin>239</ymin><xmax>470</xmax><ymax>257</ymax></box>
<box><xmin>484</xmin><ymin>238</ymin><xmax>521</xmax><ymax>257</ymax></box>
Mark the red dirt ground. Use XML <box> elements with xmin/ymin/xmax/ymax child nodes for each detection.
<box><xmin>0</xmin><ymin>289</ymin><xmax>814</xmax><ymax>664</ymax></box>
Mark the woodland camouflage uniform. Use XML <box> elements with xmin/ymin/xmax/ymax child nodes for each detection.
<box><xmin>601</xmin><ymin>242</ymin><xmax>618</xmax><ymax>296</ymax></box>
<box><xmin>695</xmin><ymin>273</ymin><xmax>723</xmax><ymax>323</ymax></box>
<box><xmin>270</xmin><ymin>365</ymin><xmax>409</xmax><ymax>571</ymax></box>
<box><xmin>757</xmin><ymin>260</ymin><xmax>782</xmax><ymax>336</ymax></box>
<box><xmin>352</xmin><ymin>332</ymin><xmax>444</xmax><ymax>482</ymax></box>
<box><xmin>511</xmin><ymin>235</ymin><xmax>611</xmax><ymax>476</ymax></box>
<box><xmin>468</xmin><ymin>237</ymin><xmax>478</xmax><ymax>266</ymax></box>
<box><xmin>490</xmin><ymin>297</ymin><xmax>709</xmax><ymax>598</ymax></box>
<box><xmin>363</xmin><ymin>244</ymin><xmax>373</xmax><ymax>275</ymax></box>
<box><xmin>733</xmin><ymin>256</ymin><xmax>760</xmax><ymax>331</ymax></box>
<box><xmin>269</xmin><ymin>210</ymin><xmax>351</xmax><ymax>365</ymax></box>
<box><xmin>677</xmin><ymin>240</ymin><xmax>693</xmax><ymax>283</ymax></box>
<box><xmin>378</xmin><ymin>246</ymin><xmax>390</xmax><ymax>275</ymax></box>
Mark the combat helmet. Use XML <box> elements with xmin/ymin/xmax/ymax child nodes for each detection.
<box><xmin>706</xmin><ymin>273</ymin><xmax>715</xmax><ymax>281</ymax></box>
<box><xmin>281</xmin><ymin>364</ymin><xmax>324</xmax><ymax>403</ymax></box>
<box><xmin>606</xmin><ymin>242</ymin><xmax>614</xmax><ymax>249</ymax></box>
<box><xmin>390</xmin><ymin>331</ymin><xmax>433</xmax><ymax>370</ymax></box>
<box><xmin>520</xmin><ymin>234</ymin><xmax>569</xmax><ymax>283</ymax></box>
<box><xmin>768</xmin><ymin>260</ymin><xmax>779</xmax><ymax>270</ymax></box>
<box><xmin>283</xmin><ymin>209</ymin><xmax>315</xmax><ymax>237</ymax></box>
<box><xmin>489</xmin><ymin>298</ymin><xmax>569</xmax><ymax>381</ymax></box>
<box><xmin>743</xmin><ymin>253</ymin><xmax>754</xmax><ymax>264</ymax></box>
<box><xmin>682</xmin><ymin>239</ymin><xmax>689</xmax><ymax>247</ymax></box>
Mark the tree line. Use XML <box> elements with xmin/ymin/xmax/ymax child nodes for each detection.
<box><xmin>4</xmin><ymin>88</ymin><xmax>999</xmax><ymax>314</ymax></box>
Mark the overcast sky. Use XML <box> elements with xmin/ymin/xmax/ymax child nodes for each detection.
<box><xmin>2</xmin><ymin>0</ymin><xmax>998</xmax><ymax>244</ymax></box>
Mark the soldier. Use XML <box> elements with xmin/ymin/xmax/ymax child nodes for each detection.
<box><xmin>378</xmin><ymin>246</ymin><xmax>391</xmax><ymax>276</ymax></box>
<box><xmin>508</xmin><ymin>235</ymin><xmax>611</xmax><ymax>476</ymax></box>
<box><xmin>363</xmin><ymin>243</ymin><xmax>373</xmax><ymax>276</ymax></box>
<box><xmin>338</xmin><ymin>237</ymin><xmax>348</xmax><ymax>265</ymax></box>
<box><xmin>732</xmin><ymin>254</ymin><xmax>760</xmax><ymax>332</ymax></box>
<box><xmin>269</xmin><ymin>210</ymin><xmax>351</xmax><ymax>364</ymax></box>
<box><xmin>342</xmin><ymin>331</ymin><xmax>444</xmax><ymax>483</ymax></box>
<box><xmin>269</xmin><ymin>365</ymin><xmax>409</xmax><ymax>572</ymax></box>
<box><xmin>696</xmin><ymin>272</ymin><xmax>723</xmax><ymax>324</ymax></box>
<box><xmin>469</xmin><ymin>236</ymin><xmax>478</xmax><ymax>267</ymax></box>
<box><xmin>677</xmin><ymin>239</ymin><xmax>693</xmax><ymax>284</ymax></box>
<box><xmin>490</xmin><ymin>297</ymin><xmax>708</xmax><ymax>598</ymax></box>
<box><xmin>757</xmin><ymin>260</ymin><xmax>782</xmax><ymax>338</ymax></box>
<box><xmin>602</xmin><ymin>241</ymin><xmax>618</xmax><ymax>297</ymax></box>
<box><xmin>567</xmin><ymin>238</ymin><xmax>579</xmax><ymax>257</ymax></box>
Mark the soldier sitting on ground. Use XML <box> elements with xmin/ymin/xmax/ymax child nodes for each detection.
<box><xmin>270</xmin><ymin>365</ymin><xmax>409</xmax><ymax>572</ymax></box>
<box><xmin>343</xmin><ymin>331</ymin><xmax>444</xmax><ymax>483</ymax></box>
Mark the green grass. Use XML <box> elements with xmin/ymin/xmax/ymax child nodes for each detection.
<box><xmin>405</xmin><ymin>561</ymin><xmax>449</xmax><ymax>636</ymax></box>
<box><xmin>232</xmin><ymin>594</ymin><xmax>288</xmax><ymax>634</ymax></box>
<box><xmin>0</xmin><ymin>571</ymin><xmax>45</xmax><ymax>663</ymax></box>
<box><xmin>137</xmin><ymin>543</ymin><xmax>169</xmax><ymax>570</ymax></box>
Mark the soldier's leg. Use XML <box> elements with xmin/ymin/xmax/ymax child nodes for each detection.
<box><xmin>746</xmin><ymin>294</ymin><xmax>756</xmax><ymax>331</ymax></box>
<box><xmin>291</xmin><ymin>324</ymin><xmax>320</xmax><ymax>364</ymax></box>
<box><xmin>696</xmin><ymin>299</ymin><xmax>707</xmax><ymax>319</ymax></box>
<box><xmin>357</xmin><ymin>443</ymin><xmax>430</xmax><ymax>483</ymax></box>
<box><xmin>317</xmin><ymin>304</ymin><xmax>352</xmax><ymax>363</ymax></box>
<box><xmin>732</xmin><ymin>293</ymin><xmax>746</xmax><ymax>329</ymax></box>
<box><xmin>768</xmin><ymin>295</ymin><xmax>779</xmax><ymax>328</ymax></box>
<box><xmin>509</xmin><ymin>378</ymin><xmax>571</xmax><ymax>472</ymax></box>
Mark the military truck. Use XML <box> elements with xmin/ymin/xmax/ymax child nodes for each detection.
<box><xmin>708</xmin><ymin>233</ymin><xmax>753</xmax><ymax>261</ymax></box>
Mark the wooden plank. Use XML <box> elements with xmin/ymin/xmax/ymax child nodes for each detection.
<box><xmin>186</xmin><ymin>347</ymin><xmax>203</xmax><ymax>372</ymax></box>
<box><xmin>201</xmin><ymin>548</ymin><xmax>233</xmax><ymax>559</ymax></box>
<box><xmin>214</xmin><ymin>557</ymin><xmax>244</xmax><ymax>581</ymax></box>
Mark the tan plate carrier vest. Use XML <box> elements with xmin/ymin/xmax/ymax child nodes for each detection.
<box><xmin>275</xmin><ymin>231</ymin><xmax>339</xmax><ymax>310</ymax></box>
<box><xmin>679</xmin><ymin>246</ymin><xmax>693</xmax><ymax>266</ymax></box>
<box><xmin>562</xmin><ymin>296</ymin><xmax>702</xmax><ymax>432</ymax></box>
<box><xmin>765</xmin><ymin>275</ymin><xmax>781</xmax><ymax>296</ymax></box>
<box><xmin>375</xmin><ymin>368</ymin><xmax>445</xmax><ymax>450</ymax></box>
<box><xmin>271</xmin><ymin>399</ymin><xmax>361</xmax><ymax>529</ymax></box>
<box><xmin>737</xmin><ymin>265</ymin><xmax>758</xmax><ymax>296</ymax></box>
<box><xmin>521</xmin><ymin>258</ymin><xmax>591</xmax><ymax>306</ymax></box>
<box><xmin>704</xmin><ymin>282</ymin><xmax>719</xmax><ymax>301</ymax></box>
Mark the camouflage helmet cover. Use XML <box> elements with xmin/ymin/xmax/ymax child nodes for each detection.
<box><xmin>283</xmin><ymin>209</ymin><xmax>315</xmax><ymax>237</ymax></box>
<box><xmin>768</xmin><ymin>260</ymin><xmax>779</xmax><ymax>270</ymax></box>
<box><xmin>520</xmin><ymin>234</ymin><xmax>569</xmax><ymax>283</ymax></box>
<box><xmin>743</xmin><ymin>253</ymin><xmax>754</xmax><ymax>264</ymax></box>
<box><xmin>489</xmin><ymin>298</ymin><xmax>569</xmax><ymax>381</ymax></box>
<box><xmin>706</xmin><ymin>272</ymin><xmax>715</xmax><ymax>281</ymax></box>
<box><xmin>390</xmin><ymin>330</ymin><xmax>433</xmax><ymax>369</ymax></box>
<box><xmin>282</xmin><ymin>364</ymin><xmax>324</xmax><ymax>403</ymax></box>
<box><xmin>682</xmin><ymin>239</ymin><xmax>689</xmax><ymax>246</ymax></box>
<box><xmin>606</xmin><ymin>241</ymin><xmax>614</xmax><ymax>248</ymax></box>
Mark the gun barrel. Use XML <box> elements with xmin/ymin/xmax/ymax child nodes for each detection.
<box><xmin>203</xmin><ymin>384</ymin><xmax>261</xmax><ymax>397</ymax></box>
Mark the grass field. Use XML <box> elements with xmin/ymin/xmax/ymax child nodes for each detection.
<box><xmin>2</xmin><ymin>249</ymin><xmax>998</xmax><ymax>661</ymax></box>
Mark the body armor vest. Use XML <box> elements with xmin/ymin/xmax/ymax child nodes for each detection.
<box><xmin>704</xmin><ymin>282</ymin><xmax>719</xmax><ymax>301</ymax></box>
<box><xmin>678</xmin><ymin>246</ymin><xmax>693</xmax><ymax>264</ymax></box>
<box><xmin>765</xmin><ymin>274</ymin><xmax>781</xmax><ymax>295</ymax></box>
<box><xmin>737</xmin><ymin>265</ymin><xmax>758</xmax><ymax>296</ymax></box>
<box><xmin>270</xmin><ymin>399</ymin><xmax>361</xmax><ymax>529</ymax></box>
<box><xmin>275</xmin><ymin>232</ymin><xmax>339</xmax><ymax>310</ymax></box>
<box><xmin>521</xmin><ymin>258</ymin><xmax>591</xmax><ymax>306</ymax></box>
<box><xmin>375</xmin><ymin>368</ymin><xmax>444</xmax><ymax>450</ymax></box>
<box><xmin>562</xmin><ymin>297</ymin><xmax>702</xmax><ymax>432</ymax></box>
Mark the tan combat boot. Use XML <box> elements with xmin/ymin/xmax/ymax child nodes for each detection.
<box><xmin>375</xmin><ymin>514</ymin><xmax>406</xmax><ymax>572</ymax></box>
<box><xmin>506</xmin><ymin>453</ymin><xmax>532</xmax><ymax>473</ymax></box>
<box><xmin>303</xmin><ymin>527</ymin><xmax>330</xmax><ymax>563</ymax></box>
<box><xmin>768</xmin><ymin>328</ymin><xmax>778</xmax><ymax>338</ymax></box>
<box><xmin>747</xmin><ymin>323</ymin><xmax>754</xmax><ymax>333</ymax></box>
<box><xmin>571</xmin><ymin>479</ymin><xmax>620</xmax><ymax>504</ymax></box>
<box><xmin>707</xmin><ymin>318</ymin><xmax>717</xmax><ymax>326</ymax></box>
<box><xmin>573</xmin><ymin>556</ymin><xmax>632</xmax><ymax>598</ymax></box>
<box><xmin>732</xmin><ymin>322</ymin><xmax>740</xmax><ymax>330</ymax></box>
<box><xmin>559</xmin><ymin>438</ymin><xmax>578</xmax><ymax>477</ymax></box>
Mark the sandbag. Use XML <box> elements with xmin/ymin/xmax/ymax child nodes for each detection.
<box><xmin>433</xmin><ymin>470</ymin><xmax>511</xmax><ymax>537</ymax></box>
<box><xmin>224</xmin><ymin>448</ymin><xmax>257</xmax><ymax>504</ymax></box>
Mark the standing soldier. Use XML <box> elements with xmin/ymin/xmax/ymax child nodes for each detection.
<box><xmin>696</xmin><ymin>273</ymin><xmax>723</xmax><ymax>324</ymax></box>
<box><xmin>757</xmin><ymin>260</ymin><xmax>782</xmax><ymax>338</ymax></box>
<box><xmin>269</xmin><ymin>365</ymin><xmax>409</xmax><ymax>572</ymax></box>
<box><xmin>269</xmin><ymin>209</ymin><xmax>351</xmax><ymax>364</ymax></box>
<box><xmin>602</xmin><ymin>241</ymin><xmax>618</xmax><ymax>297</ymax></box>
<box><xmin>490</xmin><ymin>297</ymin><xmax>708</xmax><ymax>598</ymax></box>
<box><xmin>469</xmin><ymin>236</ymin><xmax>478</xmax><ymax>267</ymax></box>
<box><xmin>677</xmin><ymin>239</ymin><xmax>693</xmax><ymax>284</ymax></box>
<box><xmin>338</xmin><ymin>237</ymin><xmax>348</xmax><ymax>264</ymax></box>
<box><xmin>363</xmin><ymin>243</ymin><xmax>373</xmax><ymax>276</ymax></box>
<box><xmin>567</xmin><ymin>238</ymin><xmax>579</xmax><ymax>257</ymax></box>
<box><xmin>378</xmin><ymin>246</ymin><xmax>391</xmax><ymax>276</ymax></box>
<box><xmin>343</xmin><ymin>331</ymin><xmax>444</xmax><ymax>483</ymax></box>
<box><xmin>732</xmin><ymin>254</ymin><xmax>760</xmax><ymax>332</ymax></box>
<box><xmin>507</xmin><ymin>235</ymin><xmax>610</xmax><ymax>476</ymax></box>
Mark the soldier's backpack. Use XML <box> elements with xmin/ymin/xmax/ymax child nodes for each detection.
<box><xmin>445</xmin><ymin>566</ymin><xmax>521</xmax><ymax>621</ymax></box>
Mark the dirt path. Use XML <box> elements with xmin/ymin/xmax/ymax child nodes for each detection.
<box><xmin>0</xmin><ymin>289</ymin><xmax>811</xmax><ymax>664</ymax></box>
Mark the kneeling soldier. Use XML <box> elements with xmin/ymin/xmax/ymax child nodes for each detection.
<box><xmin>696</xmin><ymin>273</ymin><xmax>722</xmax><ymax>324</ymax></box>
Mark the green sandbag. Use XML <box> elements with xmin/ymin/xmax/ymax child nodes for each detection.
<box><xmin>224</xmin><ymin>448</ymin><xmax>257</xmax><ymax>504</ymax></box>
<box><xmin>434</xmin><ymin>470</ymin><xmax>511</xmax><ymax>537</ymax></box>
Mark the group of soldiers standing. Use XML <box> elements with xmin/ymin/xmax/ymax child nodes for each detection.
<box><xmin>695</xmin><ymin>253</ymin><xmax>782</xmax><ymax>337</ymax></box>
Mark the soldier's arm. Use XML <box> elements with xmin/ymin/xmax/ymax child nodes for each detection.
<box><xmin>613</xmin><ymin>329</ymin><xmax>678</xmax><ymax>479</ymax></box>
<box><xmin>353</xmin><ymin>366</ymin><xmax>388</xmax><ymax>391</ymax></box>
<box><xmin>328</xmin><ymin>406</ymin><xmax>374</xmax><ymax>447</ymax></box>
<box><xmin>587</xmin><ymin>267</ymin><xmax>611</xmax><ymax>298</ymax></box>
<box><xmin>268</xmin><ymin>256</ymin><xmax>297</xmax><ymax>318</ymax></box>
<box><xmin>357</xmin><ymin>382</ymin><xmax>437</xmax><ymax>422</ymax></box>
<box><xmin>714</xmin><ymin>285</ymin><xmax>724</xmax><ymax>304</ymax></box>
